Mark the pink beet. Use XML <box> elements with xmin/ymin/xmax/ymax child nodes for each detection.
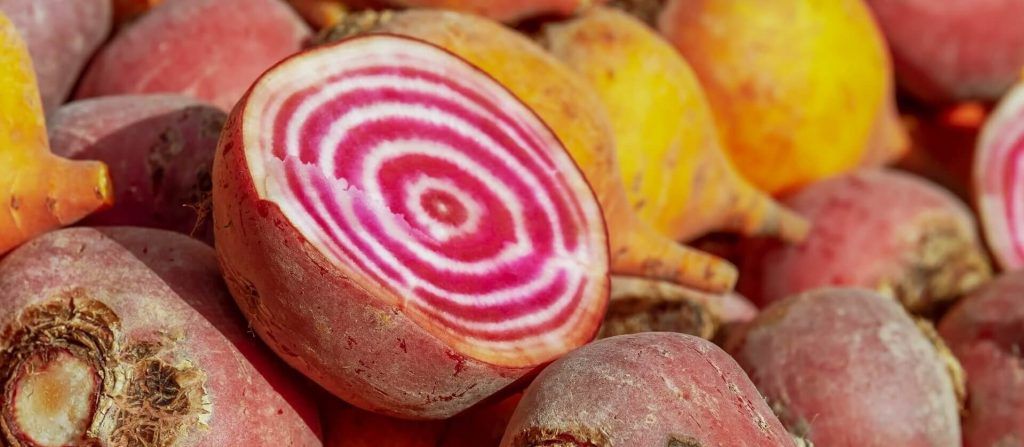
<box><xmin>728</xmin><ymin>288</ymin><xmax>962</xmax><ymax>446</ymax></box>
<box><xmin>0</xmin><ymin>0</ymin><xmax>111</xmax><ymax>114</ymax></box>
<box><xmin>740</xmin><ymin>168</ymin><xmax>991</xmax><ymax>313</ymax></box>
<box><xmin>975</xmin><ymin>81</ymin><xmax>1024</xmax><ymax>270</ymax></box>
<box><xmin>76</xmin><ymin>0</ymin><xmax>311</xmax><ymax>111</ymax></box>
<box><xmin>48</xmin><ymin>94</ymin><xmax>226</xmax><ymax>242</ymax></box>
<box><xmin>500</xmin><ymin>332</ymin><xmax>797</xmax><ymax>446</ymax></box>
<box><xmin>0</xmin><ymin>227</ymin><xmax>321</xmax><ymax>445</ymax></box>
<box><xmin>940</xmin><ymin>272</ymin><xmax>1024</xmax><ymax>447</ymax></box>
<box><xmin>865</xmin><ymin>0</ymin><xmax>1024</xmax><ymax>103</ymax></box>
<box><xmin>213</xmin><ymin>35</ymin><xmax>609</xmax><ymax>419</ymax></box>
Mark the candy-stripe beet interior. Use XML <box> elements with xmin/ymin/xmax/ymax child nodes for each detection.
<box><xmin>238</xmin><ymin>35</ymin><xmax>608</xmax><ymax>367</ymax></box>
<box><xmin>976</xmin><ymin>83</ymin><xmax>1024</xmax><ymax>269</ymax></box>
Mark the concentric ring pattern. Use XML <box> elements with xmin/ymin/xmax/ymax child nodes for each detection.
<box><xmin>977</xmin><ymin>84</ymin><xmax>1024</xmax><ymax>269</ymax></box>
<box><xmin>243</xmin><ymin>36</ymin><xmax>608</xmax><ymax>366</ymax></box>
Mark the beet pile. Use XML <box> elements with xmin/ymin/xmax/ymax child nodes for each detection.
<box><xmin>2</xmin><ymin>0</ymin><xmax>1022</xmax><ymax>446</ymax></box>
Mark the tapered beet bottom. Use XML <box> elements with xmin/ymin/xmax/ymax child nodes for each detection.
<box><xmin>0</xmin><ymin>227</ymin><xmax>321</xmax><ymax>445</ymax></box>
<box><xmin>940</xmin><ymin>272</ymin><xmax>1024</xmax><ymax>447</ymax></box>
<box><xmin>76</xmin><ymin>0</ymin><xmax>311</xmax><ymax>111</ymax></box>
<box><xmin>741</xmin><ymin>169</ymin><xmax>991</xmax><ymax>313</ymax></box>
<box><xmin>213</xmin><ymin>35</ymin><xmax>609</xmax><ymax>419</ymax></box>
<box><xmin>728</xmin><ymin>288</ymin><xmax>962</xmax><ymax>446</ymax></box>
<box><xmin>500</xmin><ymin>333</ymin><xmax>797</xmax><ymax>446</ymax></box>
<box><xmin>48</xmin><ymin>95</ymin><xmax>226</xmax><ymax>242</ymax></box>
<box><xmin>975</xmin><ymin>82</ymin><xmax>1024</xmax><ymax>270</ymax></box>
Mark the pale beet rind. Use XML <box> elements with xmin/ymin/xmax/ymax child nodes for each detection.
<box><xmin>974</xmin><ymin>81</ymin><xmax>1024</xmax><ymax>270</ymax></box>
<box><xmin>729</xmin><ymin>288</ymin><xmax>961</xmax><ymax>446</ymax></box>
<box><xmin>740</xmin><ymin>168</ymin><xmax>991</xmax><ymax>313</ymax></box>
<box><xmin>214</xmin><ymin>35</ymin><xmax>609</xmax><ymax>419</ymax></box>
<box><xmin>865</xmin><ymin>0</ymin><xmax>1024</xmax><ymax>103</ymax></box>
<box><xmin>0</xmin><ymin>227</ymin><xmax>321</xmax><ymax>446</ymax></box>
<box><xmin>0</xmin><ymin>0</ymin><xmax>111</xmax><ymax>114</ymax></box>
<box><xmin>48</xmin><ymin>94</ymin><xmax>226</xmax><ymax>242</ymax></box>
<box><xmin>76</xmin><ymin>0</ymin><xmax>311</xmax><ymax>111</ymax></box>
<box><xmin>939</xmin><ymin>272</ymin><xmax>1024</xmax><ymax>447</ymax></box>
<box><xmin>500</xmin><ymin>332</ymin><xmax>796</xmax><ymax>447</ymax></box>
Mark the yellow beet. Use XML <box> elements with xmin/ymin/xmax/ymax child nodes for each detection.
<box><xmin>544</xmin><ymin>7</ymin><xmax>808</xmax><ymax>242</ymax></box>
<box><xmin>0</xmin><ymin>13</ymin><xmax>112</xmax><ymax>254</ymax></box>
<box><xmin>658</xmin><ymin>0</ymin><xmax>907</xmax><ymax>194</ymax></box>
<box><xmin>321</xmin><ymin>9</ymin><xmax>737</xmax><ymax>292</ymax></box>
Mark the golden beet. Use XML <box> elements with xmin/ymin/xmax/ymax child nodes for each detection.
<box><xmin>0</xmin><ymin>12</ymin><xmax>112</xmax><ymax>254</ymax></box>
<box><xmin>544</xmin><ymin>7</ymin><xmax>807</xmax><ymax>242</ymax></box>
<box><xmin>658</xmin><ymin>0</ymin><xmax>907</xmax><ymax>194</ymax></box>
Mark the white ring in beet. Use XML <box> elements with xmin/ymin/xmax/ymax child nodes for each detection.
<box><xmin>237</xmin><ymin>35</ymin><xmax>609</xmax><ymax>367</ymax></box>
<box><xmin>976</xmin><ymin>82</ymin><xmax>1024</xmax><ymax>269</ymax></box>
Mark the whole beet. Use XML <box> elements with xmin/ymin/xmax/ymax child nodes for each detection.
<box><xmin>0</xmin><ymin>227</ymin><xmax>322</xmax><ymax>445</ymax></box>
<box><xmin>865</xmin><ymin>0</ymin><xmax>1024</xmax><ymax>103</ymax></box>
<box><xmin>940</xmin><ymin>272</ymin><xmax>1024</xmax><ymax>447</ymax></box>
<box><xmin>740</xmin><ymin>168</ymin><xmax>991</xmax><ymax>313</ymax></box>
<box><xmin>76</xmin><ymin>0</ymin><xmax>311</xmax><ymax>111</ymax></box>
<box><xmin>48</xmin><ymin>95</ymin><xmax>226</xmax><ymax>242</ymax></box>
<box><xmin>501</xmin><ymin>332</ymin><xmax>797</xmax><ymax>447</ymax></box>
<box><xmin>728</xmin><ymin>288</ymin><xmax>962</xmax><ymax>446</ymax></box>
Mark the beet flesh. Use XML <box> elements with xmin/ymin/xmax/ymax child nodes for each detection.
<box><xmin>213</xmin><ymin>35</ymin><xmax>609</xmax><ymax>419</ymax></box>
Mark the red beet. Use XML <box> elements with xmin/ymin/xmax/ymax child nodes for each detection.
<box><xmin>740</xmin><ymin>168</ymin><xmax>991</xmax><ymax>312</ymax></box>
<box><xmin>0</xmin><ymin>227</ymin><xmax>321</xmax><ymax>445</ymax></box>
<box><xmin>500</xmin><ymin>332</ymin><xmax>797</xmax><ymax>446</ymax></box>
<box><xmin>865</xmin><ymin>0</ymin><xmax>1024</xmax><ymax>103</ymax></box>
<box><xmin>213</xmin><ymin>35</ymin><xmax>609</xmax><ymax>418</ymax></box>
<box><xmin>728</xmin><ymin>288</ymin><xmax>962</xmax><ymax>446</ymax></box>
<box><xmin>975</xmin><ymin>81</ymin><xmax>1024</xmax><ymax>270</ymax></box>
<box><xmin>76</xmin><ymin>0</ymin><xmax>311</xmax><ymax>111</ymax></box>
<box><xmin>48</xmin><ymin>94</ymin><xmax>226</xmax><ymax>242</ymax></box>
<box><xmin>940</xmin><ymin>272</ymin><xmax>1024</xmax><ymax>447</ymax></box>
<box><xmin>0</xmin><ymin>0</ymin><xmax>111</xmax><ymax>113</ymax></box>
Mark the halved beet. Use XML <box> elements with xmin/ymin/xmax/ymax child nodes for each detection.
<box><xmin>213</xmin><ymin>35</ymin><xmax>610</xmax><ymax>418</ymax></box>
<box><xmin>975</xmin><ymin>81</ymin><xmax>1024</xmax><ymax>270</ymax></box>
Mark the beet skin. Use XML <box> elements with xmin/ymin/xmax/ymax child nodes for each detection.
<box><xmin>729</xmin><ymin>288</ymin><xmax>962</xmax><ymax>446</ymax></box>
